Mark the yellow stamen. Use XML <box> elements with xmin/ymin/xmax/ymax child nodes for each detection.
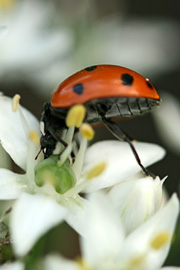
<box><xmin>66</xmin><ymin>105</ymin><xmax>86</xmax><ymax>128</ymax></box>
<box><xmin>150</xmin><ymin>231</ymin><xmax>171</xmax><ymax>250</ymax></box>
<box><xmin>29</xmin><ymin>130</ymin><xmax>40</xmax><ymax>145</ymax></box>
<box><xmin>12</xmin><ymin>94</ymin><xmax>21</xmax><ymax>112</ymax></box>
<box><xmin>76</xmin><ymin>257</ymin><xmax>90</xmax><ymax>270</ymax></box>
<box><xmin>80</xmin><ymin>123</ymin><xmax>94</xmax><ymax>141</ymax></box>
<box><xmin>129</xmin><ymin>254</ymin><xmax>145</xmax><ymax>267</ymax></box>
<box><xmin>86</xmin><ymin>162</ymin><xmax>107</xmax><ymax>180</ymax></box>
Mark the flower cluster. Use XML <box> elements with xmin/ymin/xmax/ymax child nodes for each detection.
<box><xmin>0</xmin><ymin>94</ymin><xmax>179</xmax><ymax>270</ymax></box>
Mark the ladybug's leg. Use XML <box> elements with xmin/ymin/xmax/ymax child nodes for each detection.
<box><xmin>100</xmin><ymin>115</ymin><xmax>155</xmax><ymax>178</ymax></box>
<box><xmin>118</xmin><ymin>127</ymin><xmax>134</xmax><ymax>142</ymax></box>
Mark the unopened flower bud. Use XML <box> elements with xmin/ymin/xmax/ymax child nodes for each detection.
<box><xmin>108</xmin><ymin>176</ymin><xmax>165</xmax><ymax>234</ymax></box>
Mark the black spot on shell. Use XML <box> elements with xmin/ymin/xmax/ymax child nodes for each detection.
<box><xmin>73</xmin><ymin>83</ymin><xmax>84</xmax><ymax>94</ymax></box>
<box><xmin>85</xmin><ymin>65</ymin><xmax>97</xmax><ymax>71</ymax></box>
<box><xmin>121</xmin><ymin>74</ymin><xmax>134</xmax><ymax>86</ymax></box>
<box><xmin>146</xmin><ymin>80</ymin><xmax>154</xmax><ymax>89</ymax></box>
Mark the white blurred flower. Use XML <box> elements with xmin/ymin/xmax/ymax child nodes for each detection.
<box><xmin>1</xmin><ymin>0</ymin><xmax>179</xmax><ymax>98</ymax></box>
<box><xmin>0</xmin><ymin>261</ymin><xmax>24</xmax><ymax>270</ymax></box>
<box><xmin>0</xmin><ymin>0</ymin><xmax>74</xmax><ymax>82</ymax></box>
<box><xmin>44</xmin><ymin>192</ymin><xmax>180</xmax><ymax>270</ymax></box>
<box><xmin>35</xmin><ymin>17</ymin><xmax>180</xmax><ymax>97</ymax></box>
<box><xmin>153</xmin><ymin>92</ymin><xmax>180</xmax><ymax>155</ymax></box>
<box><xmin>0</xmin><ymin>95</ymin><xmax>165</xmax><ymax>256</ymax></box>
<box><xmin>74</xmin><ymin>19</ymin><xmax>180</xmax><ymax>75</ymax></box>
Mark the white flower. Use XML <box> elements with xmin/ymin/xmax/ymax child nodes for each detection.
<box><xmin>0</xmin><ymin>95</ymin><xmax>165</xmax><ymax>256</ymax></box>
<box><xmin>44</xmin><ymin>192</ymin><xmax>180</xmax><ymax>270</ymax></box>
<box><xmin>0</xmin><ymin>95</ymin><xmax>85</xmax><ymax>256</ymax></box>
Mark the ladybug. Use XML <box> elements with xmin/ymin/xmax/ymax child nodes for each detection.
<box><xmin>40</xmin><ymin>65</ymin><xmax>160</xmax><ymax>176</ymax></box>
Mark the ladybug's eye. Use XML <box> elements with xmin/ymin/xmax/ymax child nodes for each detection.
<box><xmin>121</xmin><ymin>74</ymin><xmax>133</xmax><ymax>86</ymax></box>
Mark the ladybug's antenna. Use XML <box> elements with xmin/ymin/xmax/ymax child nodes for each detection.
<box><xmin>35</xmin><ymin>148</ymin><xmax>42</xmax><ymax>160</ymax></box>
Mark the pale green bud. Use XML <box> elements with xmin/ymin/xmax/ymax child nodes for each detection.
<box><xmin>35</xmin><ymin>156</ymin><xmax>76</xmax><ymax>194</ymax></box>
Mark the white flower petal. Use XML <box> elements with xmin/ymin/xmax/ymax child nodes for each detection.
<box><xmin>11</xmin><ymin>193</ymin><xmax>67</xmax><ymax>256</ymax></box>
<box><xmin>0</xmin><ymin>169</ymin><xmax>24</xmax><ymax>200</ymax></box>
<box><xmin>118</xmin><ymin>194</ymin><xmax>179</xmax><ymax>270</ymax></box>
<box><xmin>0</xmin><ymin>95</ymin><xmax>40</xmax><ymax>170</ymax></box>
<box><xmin>64</xmin><ymin>195</ymin><xmax>89</xmax><ymax>236</ymax></box>
<box><xmin>108</xmin><ymin>176</ymin><xmax>163</xmax><ymax>234</ymax></box>
<box><xmin>82</xmin><ymin>140</ymin><xmax>165</xmax><ymax>192</ymax></box>
<box><xmin>44</xmin><ymin>254</ymin><xmax>79</xmax><ymax>270</ymax></box>
<box><xmin>81</xmin><ymin>192</ymin><xmax>124</xmax><ymax>266</ymax></box>
<box><xmin>0</xmin><ymin>262</ymin><xmax>24</xmax><ymax>270</ymax></box>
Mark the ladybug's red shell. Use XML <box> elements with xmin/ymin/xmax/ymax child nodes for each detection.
<box><xmin>51</xmin><ymin>65</ymin><xmax>160</xmax><ymax>108</ymax></box>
